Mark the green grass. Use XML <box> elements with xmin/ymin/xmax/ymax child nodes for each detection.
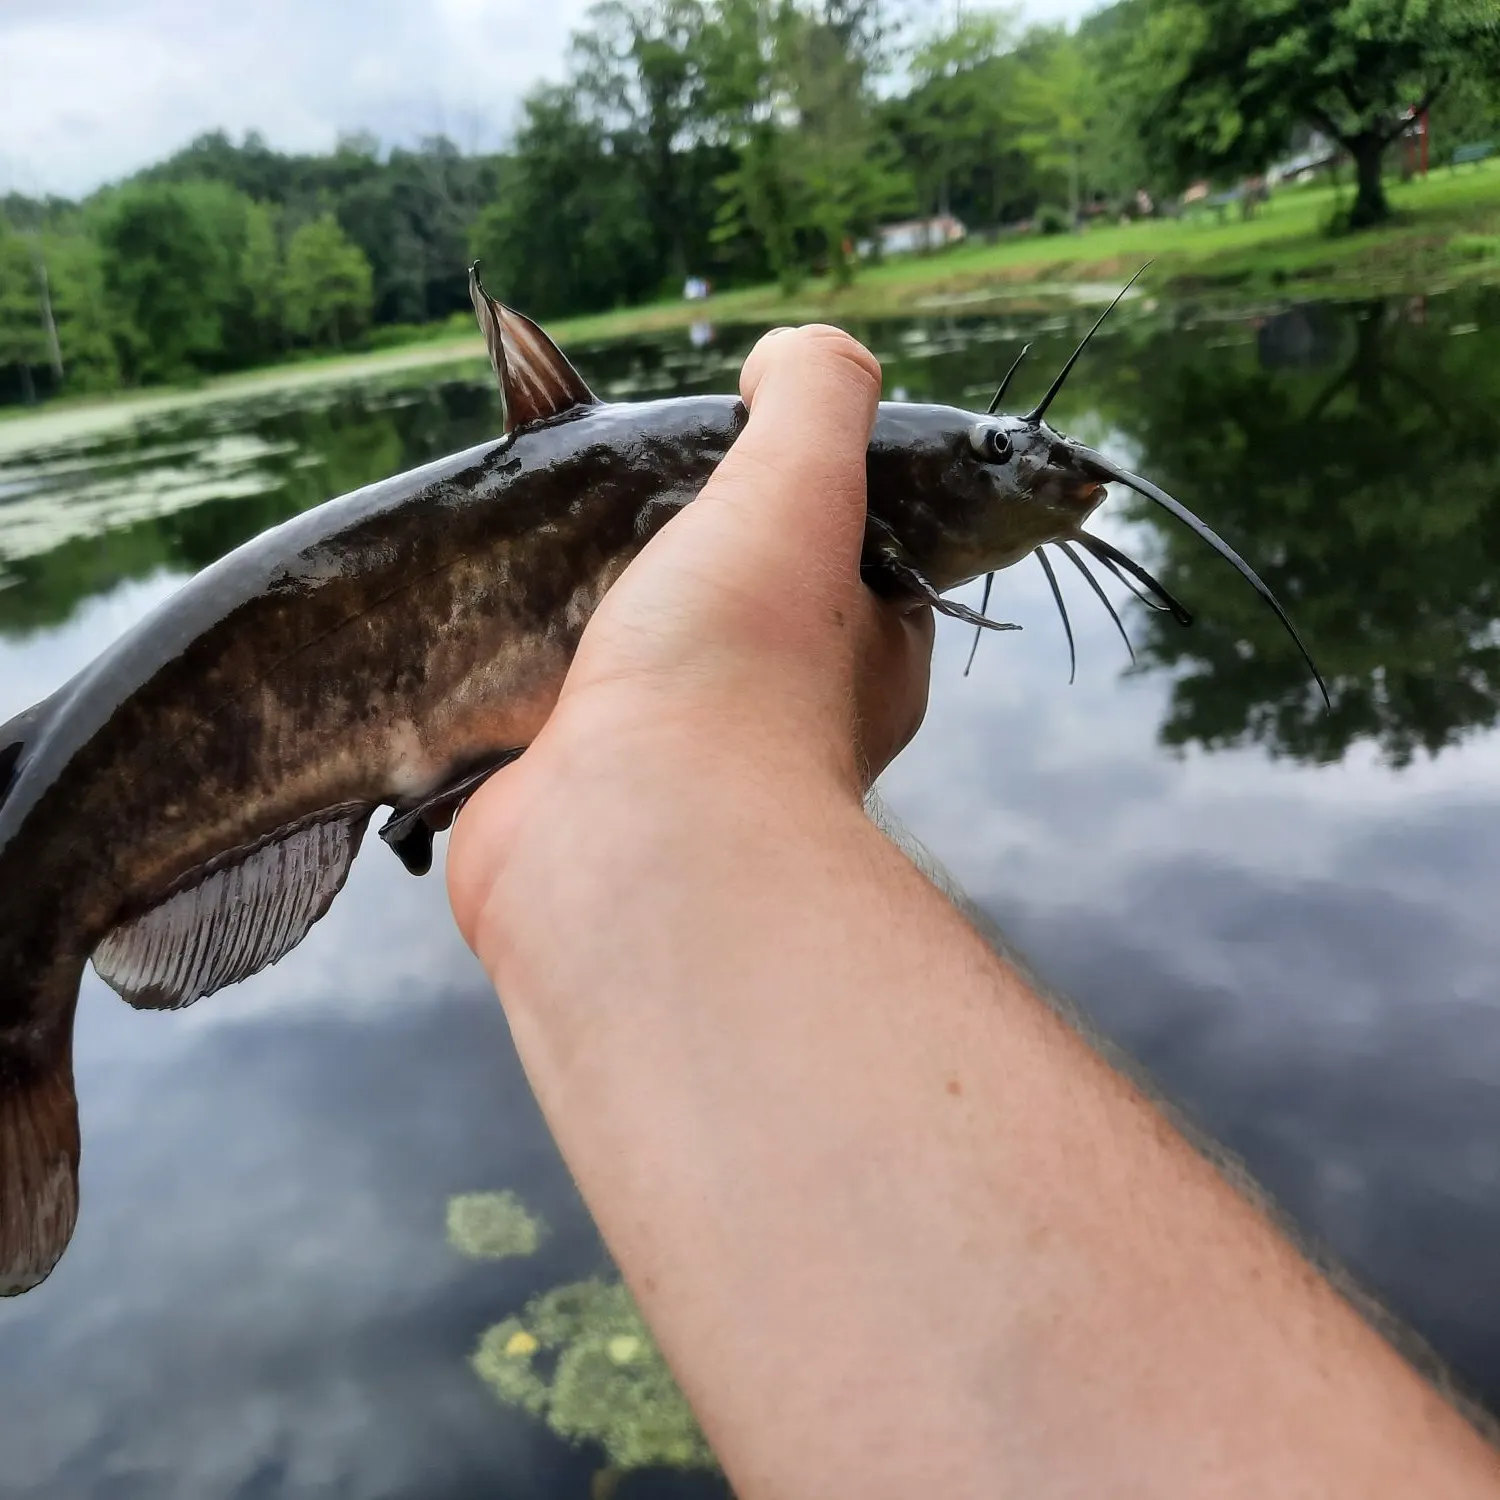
<box><xmin>5</xmin><ymin>157</ymin><xmax>1499</xmax><ymax>451</ymax></box>
<box><xmin>540</xmin><ymin>156</ymin><xmax>1500</xmax><ymax>338</ymax></box>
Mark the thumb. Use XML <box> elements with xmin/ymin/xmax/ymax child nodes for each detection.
<box><xmin>693</xmin><ymin>324</ymin><xmax>883</xmax><ymax>594</ymax></box>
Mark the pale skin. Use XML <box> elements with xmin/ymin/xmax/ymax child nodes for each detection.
<box><xmin>448</xmin><ymin>325</ymin><xmax>1500</xmax><ymax>1497</ymax></box>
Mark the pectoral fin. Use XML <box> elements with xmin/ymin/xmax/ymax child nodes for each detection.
<box><xmin>862</xmin><ymin>522</ymin><xmax>1020</xmax><ymax>633</ymax></box>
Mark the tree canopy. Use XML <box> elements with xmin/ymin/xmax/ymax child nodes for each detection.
<box><xmin>1118</xmin><ymin>0</ymin><xmax>1500</xmax><ymax>225</ymax></box>
<box><xmin>1</xmin><ymin>0</ymin><xmax>1497</xmax><ymax>403</ymax></box>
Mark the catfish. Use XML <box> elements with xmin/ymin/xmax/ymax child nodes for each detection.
<box><xmin>0</xmin><ymin>268</ymin><xmax>1324</xmax><ymax>1294</ymax></box>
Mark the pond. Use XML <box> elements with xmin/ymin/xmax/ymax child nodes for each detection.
<box><xmin>2</xmin><ymin>288</ymin><xmax>1500</xmax><ymax>1497</ymax></box>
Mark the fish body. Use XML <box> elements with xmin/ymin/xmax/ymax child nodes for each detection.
<box><xmin>0</xmin><ymin>269</ymin><xmax>1323</xmax><ymax>1294</ymax></box>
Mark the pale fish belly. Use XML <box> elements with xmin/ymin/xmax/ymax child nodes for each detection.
<box><xmin>381</xmin><ymin>636</ymin><xmax>574</xmax><ymax>803</ymax></box>
<box><xmin>380</xmin><ymin>554</ymin><xmax>634</xmax><ymax>801</ymax></box>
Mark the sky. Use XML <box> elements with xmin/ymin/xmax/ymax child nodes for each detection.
<box><xmin>0</xmin><ymin>0</ymin><xmax>1099</xmax><ymax>200</ymax></box>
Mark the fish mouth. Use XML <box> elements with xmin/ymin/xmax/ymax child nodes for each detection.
<box><xmin>1063</xmin><ymin>478</ymin><xmax>1108</xmax><ymax>513</ymax></box>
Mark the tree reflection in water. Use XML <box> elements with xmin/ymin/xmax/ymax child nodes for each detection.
<box><xmin>0</xmin><ymin>376</ymin><xmax>496</xmax><ymax>636</ymax></box>
<box><xmin>1104</xmin><ymin>292</ymin><xmax>1500</xmax><ymax>766</ymax></box>
<box><xmin>7</xmin><ymin>294</ymin><xmax>1500</xmax><ymax>770</ymax></box>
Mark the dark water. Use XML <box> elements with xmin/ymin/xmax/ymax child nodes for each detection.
<box><xmin>3</xmin><ymin>290</ymin><xmax>1500</xmax><ymax>1495</ymax></box>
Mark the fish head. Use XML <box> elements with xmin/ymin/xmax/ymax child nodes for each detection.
<box><xmin>868</xmin><ymin>402</ymin><xmax>1108</xmax><ymax>590</ymax></box>
<box><xmin>956</xmin><ymin>410</ymin><xmax>1111</xmax><ymax>582</ymax></box>
<box><xmin>866</xmin><ymin>397</ymin><xmax>1329</xmax><ymax>707</ymax></box>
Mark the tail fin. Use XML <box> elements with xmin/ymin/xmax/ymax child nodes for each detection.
<box><xmin>0</xmin><ymin>1027</ymin><xmax>80</xmax><ymax>1296</ymax></box>
<box><xmin>2</xmin><ymin>691</ymin><xmax>85</xmax><ymax>1294</ymax></box>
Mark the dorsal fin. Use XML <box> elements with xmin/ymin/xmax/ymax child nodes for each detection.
<box><xmin>469</xmin><ymin>262</ymin><xmax>599</xmax><ymax>433</ymax></box>
<box><xmin>92</xmin><ymin>805</ymin><xmax>373</xmax><ymax>1010</ymax></box>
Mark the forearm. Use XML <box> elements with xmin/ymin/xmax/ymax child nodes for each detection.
<box><xmin>464</xmin><ymin>744</ymin><xmax>1499</xmax><ymax>1499</ymax></box>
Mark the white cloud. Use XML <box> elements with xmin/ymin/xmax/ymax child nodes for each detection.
<box><xmin>0</xmin><ymin>0</ymin><xmax>1101</xmax><ymax>199</ymax></box>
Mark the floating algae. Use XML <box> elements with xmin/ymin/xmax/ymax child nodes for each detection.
<box><xmin>448</xmin><ymin>1191</ymin><xmax>716</xmax><ymax>1479</ymax></box>
<box><xmin>472</xmin><ymin>1278</ymin><xmax>715</xmax><ymax>1473</ymax></box>
<box><xmin>446</xmin><ymin>1189</ymin><xmax>547</xmax><ymax>1260</ymax></box>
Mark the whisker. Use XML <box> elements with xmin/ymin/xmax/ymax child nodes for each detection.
<box><xmin>1072</xmin><ymin>443</ymin><xmax>1330</xmax><ymax>708</ymax></box>
<box><xmin>1057</xmin><ymin>542</ymin><xmax>1134</xmax><ymax>663</ymax></box>
<box><xmin>1026</xmin><ymin>264</ymin><xmax>1151</xmax><ymax>425</ymax></box>
<box><xmin>1035</xmin><ymin>549</ymin><xmax>1075</xmax><ymax>685</ymax></box>
<box><xmin>1077</xmin><ymin>534</ymin><xmax>1194</xmax><ymax>626</ymax></box>
<box><xmin>1084</xmin><ymin>549</ymin><xmax>1173</xmax><ymax>612</ymax></box>
<box><xmin>963</xmin><ymin>572</ymin><xmax>995</xmax><ymax>677</ymax></box>
<box><xmin>987</xmin><ymin>344</ymin><xmax>1032</xmax><ymax>415</ymax></box>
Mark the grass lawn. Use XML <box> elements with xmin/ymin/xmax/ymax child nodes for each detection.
<box><xmin>5</xmin><ymin>156</ymin><xmax>1498</xmax><ymax>451</ymax></box>
<box><xmin>546</xmin><ymin>156</ymin><xmax>1500</xmax><ymax>337</ymax></box>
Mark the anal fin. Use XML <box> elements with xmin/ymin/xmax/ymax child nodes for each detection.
<box><xmin>92</xmin><ymin>804</ymin><xmax>373</xmax><ymax>1011</ymax></box>
<box><xmin>379</xmin><ymin>750</ymin><xmax>524</xmax><ymax>877</ymax></box>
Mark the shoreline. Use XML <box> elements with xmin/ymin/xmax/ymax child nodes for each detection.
<box><xmin>3</xmin><ymin>159</ymin><xmax>1497</xmax><ymax>456</ymax></box>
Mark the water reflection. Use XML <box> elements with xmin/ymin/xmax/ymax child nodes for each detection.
<box><xmin>0</xmin><ymin>379</ymin><xmax>499</xmax><ymax>635</ymax></box>
<box><xmin>1</xmin><ymin>292</ymin><xmax>1499</xmax><ymax>1495</ymax></box>
<box><xmin>1099</xmin><ymin>294</ymin><xmax>1500</xmax><ymax>765</ymax></box>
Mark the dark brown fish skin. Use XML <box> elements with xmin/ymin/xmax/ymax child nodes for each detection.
<box><xmin>0</xmin><ymin>394</ymin><xmax>1091</xmax><ymax>1027</ymax></box>
<box><xmin>0</xmin><ymin>384</ymin><xmax>1106</xmax><ymax>1294</ymax></box>
<box><xmin>0</xmin><ymin>264</ymin><xmax>1327</xmax><ymax>1294</ymax></box>
<box><xmin>0</xmin><ymin>398</ymin><xmax>743</xmax><ymax>1028</ymax></box>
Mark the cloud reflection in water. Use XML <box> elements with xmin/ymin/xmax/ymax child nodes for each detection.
<box><xmin>3</xmin><ymin>298</ymin><xmax>1500</xmax><ymax>1494</ymax></box>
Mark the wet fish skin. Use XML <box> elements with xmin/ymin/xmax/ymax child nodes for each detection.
<box><xmin>0</xmin><ymin>376</ymin><xmax>1067</xmax><ymax>1293</ymax></box>
<box><xmin>0</xmin><ymin>384</ymin><xmax>1051</xmax><ymax>1023</ymax></box>
<box><xmin>0</xmin><ymin>391</ymin><xmax>753</xmax><ymax>1290</ymax></box>
<box><xmin>0</xmin><ymin>271</ymin><xmax>1314</xmax><ymax>1295</ymax></box>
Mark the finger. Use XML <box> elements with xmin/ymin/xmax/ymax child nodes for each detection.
<box><xmin>695</xmin><ymin>324</ymin><xmax>882</xmax><ymax>581</ymax></box>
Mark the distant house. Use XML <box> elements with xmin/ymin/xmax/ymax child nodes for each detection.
<box><xmin>1268</xmin><ymin>134</ymin><xmax>1339</xmax><ymax>184</ymax></box>
<box><xmin>859</xmin><ymin>215</ymin><xmax>967</xmax><ymax>259</ymax></box>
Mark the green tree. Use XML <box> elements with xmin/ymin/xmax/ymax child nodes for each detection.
<box><xmin>704</xmin><ymin>0</ymin><xmax>910</xmax><ymax>291</ymax></box>
<box><xmin>280</xmin><ymin>213</ymin><xmax>374</xmax><ymax>348</ymax></box>
<box><xmin>470</xmin><ymin>87</ymin><xmax>657</xmax><ymax>316</ymax></box>
<box><xmin>0</xmin><ymin>227</ymin><xmax>49</xmax><ymax>402</ymax></box>
<box><xmin>900</xmin><ymin>12</ymin><xmax>1019</xmax><ymax>225</ymax></box>
<box><xmin>40</xmin><ymin>231</ymin><xmax>121</xmax><ymax>392</ymax></box>
<box><xmin>93</xmin><ymin>179</ymin><xmax>269</xmax><ymax>381</ymax></box>
<box><xmin>784</xmin><ymin>6</ymin><xmax>913</xmax><ymax>283</ymax></box>
<box><xmin>1121</xmin><ymin>0</ymin><xmax>1500</xmax><ymax>228</ymax></box>
<box><xmin>1076</xmin><ymin>2</ymin><xmax>1153</xmax><ymax>209</ymax></box>
<box><xmin>701</xmin><ymin>0</ymin><xmax>810</xmax><ymax>291</ymax></box>
<box><xmin>335</xmin><ymin>137</ymin><xmax>500</xmax><ymax>324</ymax></box>
<box><xmin>573</xmin><ymin>0</ymin><xmax>709</xmax><ymax>285</ymax></box>
<box><xmin>1012</xmin><ymin>26</ymin><xmax>1096</xmax><ymax>227</ymax></box>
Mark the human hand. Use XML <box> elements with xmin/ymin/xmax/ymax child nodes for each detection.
<box><xmin>448</xmin><ymin>324</ymin><xmax>934</xmax><ymax>945</ymax></box>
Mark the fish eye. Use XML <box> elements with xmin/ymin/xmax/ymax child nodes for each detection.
<box><xmin>969</xmin><ymin>424</ymin><xmax>1013</xmax><ymax>465</ymax></box>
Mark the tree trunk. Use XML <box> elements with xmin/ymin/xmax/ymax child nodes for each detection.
<box><xmin>33</xmin><ymin>252</ymin><xmax>64</xmax><ymax>383</ymax></box>
<box><xmin>1067</xmin><ymin>143</ymin><xmax>1080</xmax><ymax>230</ymax></box>
<box><xmin>1348</xmin><ymin>133</ymin><xmax>1389</xmax><ymax>229</ymax></box>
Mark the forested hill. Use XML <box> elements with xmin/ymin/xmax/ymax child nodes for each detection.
<box><xmin>2</xmin><ymin>0</ymin><xmax>1497</xmax><ymax>406</ymax></box>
